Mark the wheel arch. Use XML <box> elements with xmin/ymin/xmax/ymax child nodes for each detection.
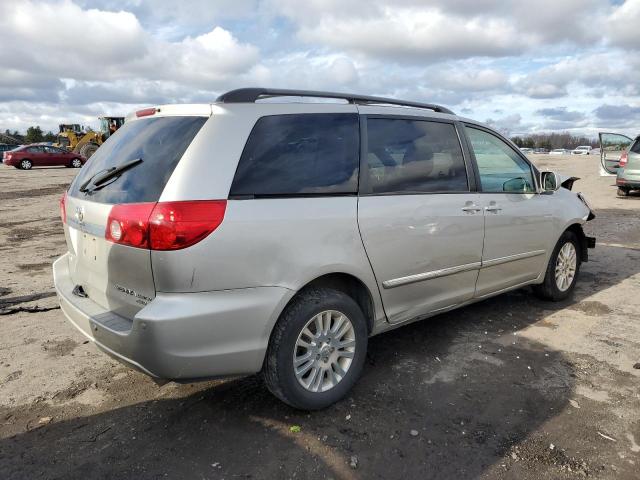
<box><xmin>273</xmin><ymin>272</ymin><xmax>377</xmax><ymax>336</ymax></box>
<box><xmin>564</xmin><ymin>223</ymin><xmax>590</xmax><ymax>262</ymax></box>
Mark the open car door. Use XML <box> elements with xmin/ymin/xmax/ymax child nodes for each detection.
<box><xmin>599</xmin><ymin>132</ymin><xmax>633</xmax><ymax>175</ymax></box>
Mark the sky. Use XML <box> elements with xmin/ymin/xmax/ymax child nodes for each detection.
<box><xmin>0</xmin><ymin>0</ymin><xmax>639</xmax><ymax>137</ymax></box>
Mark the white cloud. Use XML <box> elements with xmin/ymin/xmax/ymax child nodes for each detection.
<box><xmin>294</xmin><ymin>7</ymin><xmax>529</xmax><ymax>61</ymax></box>
<box><xmin>0</xmin><ymin>0</ymin><xmax>638</xmax><ymax>137</ymax></box>
<box><xmin>158</xmin><ymin>27</ymin><xmax>260</xmax><ymax>88</ymax></box>
<box><xmin>0</xmin><ymin>1</ymin><xmax>259</xmax><ymax>87</ymax></box>
<box><xmin>0</xmin><ymin>1</ymin><xmax>148</xmax><ymax>80</ymax></box>
<box><xmin>270</xmin><ymin>0</ymin><xmax>607</xmax><ymax>61</ymax></box>
<box><xmin>428</xmin><ymin>68</ymin><xmax>509</xmax><ymax>92</ymax></box>
<box><xmin>606</xmin><ymin>0</ymin><xmax>640</xmax><ymax>50</ymax></box>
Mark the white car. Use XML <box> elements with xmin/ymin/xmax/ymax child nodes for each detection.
<box><xmin>549</xmin><ymin>149</ymin><xmax>570</xmax><ymax>155</ymax></box>
<box><xmin>571</xmin><ymin>146</ymin><xmax>592</xmax><ymax>155</ymax></box>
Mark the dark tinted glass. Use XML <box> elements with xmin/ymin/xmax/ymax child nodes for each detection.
<box><xmin>630</xmin><ymin>138</ymin><xmax>640</xmax><ymax>154</ymax></box>
<box><xmin>69</xmin><ymin>116</ymin><xmax>207</xmax><ymax>204</ymax></box>
<box><xmin>366</xmin><ymin>119</ymin><xmax>468</xmax><ymax>193</ymax></box>
<box><xmin>230</xmin><ymin>114</ymin><xmax>359</xmax><ymax>196</ymax></box>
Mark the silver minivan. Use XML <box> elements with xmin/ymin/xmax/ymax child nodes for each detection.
<box><xmin>53</xmin><ymin>88</ymin><xmax>595</xmax><ymax>409</ymax></box>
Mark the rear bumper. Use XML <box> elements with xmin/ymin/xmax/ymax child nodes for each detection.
<box><xmin>53</xmin><ymin>254</ymin><xmax>294</xmax><ymax>380</ymax></box>
<box><xmin>616</xmin><ymin>170</ymin><xmax>640</xmax><ymax>188</ymax></box>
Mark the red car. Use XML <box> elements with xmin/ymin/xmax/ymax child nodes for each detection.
<box><xmin>2</xmin><ymin>144</ymin><xmax>86</xmax><ymax>170</ymax></box>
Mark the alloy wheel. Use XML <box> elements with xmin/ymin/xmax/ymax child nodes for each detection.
<box><xmin>293</xmin><ymin>310</ymin><xmax>356</xmax><ymax>393</ymax></box>
<box><xmin>555</xmin><ymin>242</ymin><xmax>577</xmax><ymax>292</ymax></box>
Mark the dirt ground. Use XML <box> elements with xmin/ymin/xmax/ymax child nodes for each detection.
<box><xmin>0</xmin><ymin>154</ymin><xmax>639</xmax><ymax>480</ymax></box>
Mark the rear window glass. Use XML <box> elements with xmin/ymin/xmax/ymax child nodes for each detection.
<box><xmin>631</xmin><ymin>139</ymin><xmax>640</xmax><ymax>154</ymax></box>
<box><xmin>68</xmin><ymin>116</ymin><xmax>207</xmax><ymax>204</ymax></box>
<box><xmin>366</xmin><ymin>118</ymin><xmax>468</xmax><ymax>194</ymax></box>
<box><xmin>229</xmin><ymin>113</ymin><xmax>360</xmax><ymax>197</ymax></box>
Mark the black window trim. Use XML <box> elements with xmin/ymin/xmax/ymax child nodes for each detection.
<box><xmin>461</xmin><ymin>122</ymin><xmax>541</xmax><ymax>194</ymax></box>
<box><xmin>358</xmin><ymin>114</ymin><xmax>475</xmax><ymax>196</ymax></box>
<box><xmin>228</xmin><ymin>112</ymin><xmax>361</xmax><ymax>200</ymax></box>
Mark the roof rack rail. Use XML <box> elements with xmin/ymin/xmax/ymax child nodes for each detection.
<box><xmin>216</xmin><ymin>88</ymin><xmax>455</xmax><ymax>115</ymax></box>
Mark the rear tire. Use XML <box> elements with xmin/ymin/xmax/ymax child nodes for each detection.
<box><xmin>263</xmin><ymin>288</ymin><xmax>368</xmax><ymax>410</ymax></box>
<box><xmin>533</xmin><ymin>231</ymin><xmax>581</xmax><ymax>301</ymax></box>
<box><xmin>617</xmin><ymin>187</ymin><xmax>630</xmax><ymax>197</ymax></box>
<box><xmin>19</xmin><ymin>159</ymin><xmax>32</xmax><ymax>170</ymax></box>
<box><xmin>71</xmin><ymin>158</ymin><xmax>83</xmax><ymax>168</ymax></box>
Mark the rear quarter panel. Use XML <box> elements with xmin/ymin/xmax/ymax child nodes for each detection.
<box><xmin>152</xmin><ymin>102</ymin><xmax>387</xmax><ymax>328</ymax></box>
<box><xmin>151</xmin><ymin>197</ymin><xmax>387</xmax><ymax>329</ymax></box>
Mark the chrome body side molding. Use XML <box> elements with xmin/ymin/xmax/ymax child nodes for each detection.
<box><xmin>382</xmin><ymin>250</ymin><xmax>546</xmax><ymax>289</ymax></box>
<box><xmin>480</xmin><ymin>249</ymin><xmax>546</xmax><ymax>268</ymax></box>
<box><xmin>382</xmin><ymin>261</ymin><xmax>482</xmax><ymax>289</ymax></box>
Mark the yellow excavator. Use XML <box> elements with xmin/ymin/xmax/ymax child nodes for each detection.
<box><xmin>55</xmin><ymin>116</ymin><xmax>124</xmax><ymax>159</ymax></box>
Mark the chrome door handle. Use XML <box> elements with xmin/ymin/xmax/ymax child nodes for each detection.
<box><xmin>461</xmin><ymin>206</ymin><xmax>482</xmax><ymax>213</ymax></box>
<box><xmin>484</xmin><ymin>206</ymin><xmax>502</xmax><ymax>212</ymax></box>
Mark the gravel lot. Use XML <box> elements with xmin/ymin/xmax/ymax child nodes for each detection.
<box><xmin>1</xmin><ymin>154</ymin><xmax>639</xmax><ymax>479</ymax></box>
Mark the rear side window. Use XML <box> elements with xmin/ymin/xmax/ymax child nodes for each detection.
<box><xmin>365</xmin><ymin>118</ymin><xmax>468</xmax><ymax>194</ymax></box>
<box><xmin>631</xmin><ymin>138</ymin><xmax>640</xmax><ymax>154</ymax></box>
<box><xmin>68</xmin><ymin>116</ymin><xmax>207</xmax><ymax>204</ymax></box>
<box><xmin>229</xmin><ymin>114</ymin><xmax>360</xmax><ymax>197</ymax></box>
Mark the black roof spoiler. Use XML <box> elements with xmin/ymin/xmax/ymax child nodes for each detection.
<box><xmin>216</xmin><ymin>88</ymin><xmax>455</xmax><ymax>115</ymax></box>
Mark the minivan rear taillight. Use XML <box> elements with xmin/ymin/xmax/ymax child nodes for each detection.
<box><xmin>619</xmin><ymin>151</ymin><xmax>628</xmax><ymax>167</ymax></box>
<box><xmin>105</xmin><ymin>200</ymin><xmax>226</xmax><ymax>250</ymax></box>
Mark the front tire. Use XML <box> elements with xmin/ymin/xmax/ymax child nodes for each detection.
<box><xmin>80</xmin><ymin>143</ymin><xmax>98</xmax><ymax>159</ymax></box>
<box><xmin>263</xmin><ymin>288</ymin><xmax>368</xmax><ymax>410</ymax></box>
<box><xmin>533</xmin><ymin>231</ymin><xmax>581</xmax><ymax>301</ymax></box>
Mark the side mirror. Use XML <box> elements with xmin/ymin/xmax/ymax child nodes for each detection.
<box><xmin>541</xmin><ymin>171</ymin><xmax>560</xmax><ymax>192</ymax></box>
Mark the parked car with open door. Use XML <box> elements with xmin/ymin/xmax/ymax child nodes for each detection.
<box><xmin>614</xmin><ymin>135</ymin><xmax>640</xmax><ymax>196</ymax></box>
<box><xmin>599</xmin><ymin>132</ymin><xmax>633</xmax><ymax>176</ymax></box>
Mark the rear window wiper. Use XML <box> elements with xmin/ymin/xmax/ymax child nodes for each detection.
<box><xmin>79</xmin><ymin>158</ymin><xmax>143</xmax><ymax>193</ymax></box>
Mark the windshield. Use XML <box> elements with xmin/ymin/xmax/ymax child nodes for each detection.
<box><xmin>68</xmin><ymin>116</ymin><xmax>207</xmax><ymax>204</ymax></box>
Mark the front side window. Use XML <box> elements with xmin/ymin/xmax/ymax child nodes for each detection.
<box><xmin>365</xmin><ymin>118</ymin><xmax>468</xmax><ymax>194</ymax></box>
<box><xmin>465</xmin><ymin>127</ymin><xmax>535</xmax><ymax>193</ymax></box>
<box><xmin>230</xmin><ymin>114</ymin><xmax>360</xmax><ymax>196</ymax></box>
